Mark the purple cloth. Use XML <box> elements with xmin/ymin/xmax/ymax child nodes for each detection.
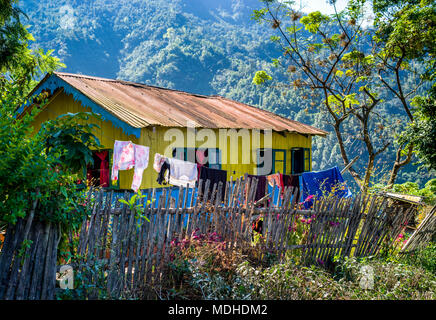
<box><xmin>247</xmin><ymin>174</ymin><xmax>267</xmax><ymax>202</ymax></box>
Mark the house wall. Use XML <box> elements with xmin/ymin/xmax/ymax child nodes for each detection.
<box><xmin>30</xmin><ymin>91</ymin><xmax>312</xmax><ymax>190</ymax></box>
<box><xmin>31</xmin><ymin>91</ymin><xmax>139</xmax><ymax>189</ymax></box>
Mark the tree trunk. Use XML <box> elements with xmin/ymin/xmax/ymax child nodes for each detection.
<box><xmin>388</xmin><ymin>144</ymin><xmax>414</xmax><ymax>187</ymax></box>
<box><xmin>333</xmin><ymin>122</ymin><xmax>362</xmax><ymax>188</ymax></box>
<box><xmin>362</xmin><ymin>156</ymin><xmax>375</xmax><ymax>193</ymax></box>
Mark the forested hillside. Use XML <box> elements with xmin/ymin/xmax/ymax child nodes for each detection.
<box><xmin>20</xmin><ymin>0</ymin><xmax>434</xmax><ymax>189</ymax></box>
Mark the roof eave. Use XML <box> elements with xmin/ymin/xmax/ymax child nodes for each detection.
<box><xmin>17</xmin><ymin>73</ymin><xmax>142</xmax><ymax>138</ymax></box>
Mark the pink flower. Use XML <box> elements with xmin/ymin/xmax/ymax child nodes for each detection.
<box><xmin>305</xmin><ymin>195</ymin><xmax>314</xmax><ymax>202</ymax></box>
<box><xmin>396</xmin><ymin>233</ymin><xmax>405</xmax><ymax>242</ymax></box>
<box><xmin>288</xmin><ymin>223</ymin><xmax>297</xmax><ymax>232</ymax></box>
<box><xmin>181</xmin><ymin>239</ymin><xmax>190</xmax><ymax>247</ymax></box>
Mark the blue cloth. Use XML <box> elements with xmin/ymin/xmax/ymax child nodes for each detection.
<box><xmin>301</xmin><ymin>166</ymin><xmax>352</xmax><ymax>208</ymax></box>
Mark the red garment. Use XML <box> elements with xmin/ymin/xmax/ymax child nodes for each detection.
<box><xmin>95</xmin><ymin>150</ymin><xmax>109</xmax><ymax>187</ymax></box>
<box><xmin>267</xmin><ymin>173</ymin><xmax>285</xmax><ymax>190</ymax></box>
<box><xmin>196</xmin><ymin>149</ymin><xmax>207</xmax><ymax>165</ymax></box>
<box><xmin>197</xmin><ymin>163</ymin><xmax>203</xmax><ymax>181</ymax></box>
<box><xmin>283</xmin><ymin>174</ymin><xmax>300</xmax><ymax>200</ymax></box>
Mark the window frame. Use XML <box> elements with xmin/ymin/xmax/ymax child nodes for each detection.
<box><xmin>304</xmin><ymin>147</ymin><xmax>311</xmax><ymax>172</ymax></box>
<box><xmin>291</xmin><ymin>147</ymin><xmax>311</xmax><ymax>174</ymax></box>
<box><xmin>85</xmin><ymin>148</ymin><xmax>116</xmax><ymax>189</ymax></box>
<box><xmin>256</xmin><ymin>148</ymin><xmax>287</xmax><ymax>175</ymax></box>
<box><xmin>172</xmin><ymin>147</ymin><xmax>222</xmax><ymax>169</ymax></box>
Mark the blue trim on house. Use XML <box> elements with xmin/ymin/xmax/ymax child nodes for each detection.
<box><xmin>17</xmin><ymin>74</ymin><xmax>141</xmax><ymax>138</ymax></box>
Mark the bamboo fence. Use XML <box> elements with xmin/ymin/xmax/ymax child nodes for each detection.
<box><xmin>0</xmin><ymin>198</ymin><xmax>60</xmax><ymax>300</ymax></box>
<box><xmin>401</xmin><ymin>205</ymin><xmax>436</xmax><ymax>252</ymax></box>
<box><xmin>72</xmin><ymin>175</ymin><xmax>415</xmax><ymax>299</ymax></box>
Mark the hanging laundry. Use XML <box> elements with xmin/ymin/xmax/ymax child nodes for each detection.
<box><xmin>196</xmin><ymin>149</ymin><xmax>207</xmax><ymax>165</ymax></box>
<box><xmin>112</xmin><ymin>141</ymin><xmax>135</xmax><ymax>183</ymax></box>
<box><xmin>156</xmin><ymin>158</ymin><xmax>170</xmax><ymax>185</ymax></box>
<box><xmin>153</xmin><ymin>153</ymin><xmax>166</xmax><ymax>173</ymax></box>
<box><xmin>266</xmin><ymin>173</ymin><xmax>283</xmax><ymax>187</ymax></box>
<box><xmin>283</xmin><ymin>174</ymin><xmax>300</xmax><ymax>199</ymax></box>
<box><xmin>267</xmin><ymin>173</ymin><xmax>298</xmax><ymax>201</ymax></box>
<box><xmin>247</xmin><ymin>174</ymin><xmax>267</xmax><ymax>202</ymax></box>
<box><xmin>267</xmin><ymin>173</ymin><xmax>283</xmax><ymax>189</ymax></box>
<box><xmin>95</xmin><ymin>150</ymin><xmax>110</xmax><ymax>187</ymax></box>
<box><xmin>198</xmin><ymin>166</ymin><xmax>227</xmax><ymax>198</ymax></box>
<box><xmin>168</xmin><ymin>157</ymin><xmax>198</xmax><ymax>188</ymax></box>
<box><xmin>301</xmin><ymin>166</ymin><xmax>352</xmax><ymax>208</ymax></box>
<box><xmin>111</xmin><ymin>140</ymin><xmax>149</xmax><ymax>192</ymax></box>
<box><xmin>131</xmin><ymin>144</ymin><xmax>149</xmax><ymax>192</ymax></box>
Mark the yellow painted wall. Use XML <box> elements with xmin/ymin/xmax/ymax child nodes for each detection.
<box><xmin>30</xmin><ymin>91</ymin><xmax>313</xmax><ymax>190</ymax></box>
<box><xmin>137</xmin><ymin>126</ymin><xmax>312</xmax><ymax>189</ymax></box>
<box><xmin>31</xmin><ymin>91</ymin><xmax>139</xmax><ymax>189</ymax></box>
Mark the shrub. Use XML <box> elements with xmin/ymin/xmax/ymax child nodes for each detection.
<box><xmin>401</xmin><ymin>242</ymin><xmax>436</xmax><ymax>274</ymax></box>
<box><xmin>163</xmin><ymin>241</ymin><xmax>436</xmax><ymax>300</ymax></box>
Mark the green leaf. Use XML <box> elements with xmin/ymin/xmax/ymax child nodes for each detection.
<box><xmin>300</xmin><ymin>11</ymin><xmax>330</xmax><ymax>33</ymax></box>
<box><xmin>252</xmin><ymin>70</ymin><xmax>272</xmax><ymax>85</ymax></box>
<box><xmin>356</xmin><ymin>76</ymin><xmax>367</xmax><ymax>83</ymax></box>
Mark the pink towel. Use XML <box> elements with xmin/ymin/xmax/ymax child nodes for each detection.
<box><xmin>112</xmin><ymin>140</ymin><xmax>149</xmax><ymax>192</ymax></box>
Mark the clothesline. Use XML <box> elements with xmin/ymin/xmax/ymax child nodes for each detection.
<box><xmin>110</xmin><ymin>140</ymin><xmax>352</xmax><ymax>205</ymax></box>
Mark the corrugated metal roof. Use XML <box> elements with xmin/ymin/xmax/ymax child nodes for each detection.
<box><xmin>44</xmin><ymin>72</ymin><xmax>328</xmax><ymax>136</ymax></box>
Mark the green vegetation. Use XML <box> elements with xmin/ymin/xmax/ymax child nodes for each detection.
<box><xmin>372</xmin><ymin>179</ymin><xmax>436</xmax><ymax>206</ymax></box>
<box><xmin>160</xmin><ymin>233</ymin><xmax>436</xmax><ymax>300</ymax></box>
<box><xmin>252</xmin><ymin>0</ymin><xmax>436</xmax><ymax>191</ymax></box>
<box><xmin>401</xmin><ymin>242</ymin><xmax>436</xmax><ymax>274</ymax></box>
<box><xmin>0</xmin><ymin>0</ymin><xmax>434</xmax><ymax>301</ymax></box>
<box><xmin>0</xmin><ymin>0</ymin><xmax>99</xmax><ymax>233</ymax></box>
<box><xmin>401</xmin><ymin>85</ymin><xmax>436</xmax><ymax>172</ymax></box>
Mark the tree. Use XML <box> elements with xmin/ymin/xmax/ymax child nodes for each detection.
<box><xmin>373</xmin><ymin>0</ymin><xmax>436</xmax><ymax>175</ymax></box>
<box><xmin>1</xmin><ymin>0</ymin><xmax>64</xmax><ymax>105</ymax></box>
<box><xmin>401</xmin><ymin>85</ymin><xmax>436</xmax><ymax>171</ymax></box>
<box><xmin>372</xmin><ymin>0</ymin><xmax>436</xmax><ymax>185</ymax></box>
<box><xmin>0</xmin><ymin>0</ymin><xmax>100</xmax><ymax>230</ymax></box>
<box><xmin>252</xmin><ymin>0</ymin><xmax>435</xmax><ymax>191</ymax></box>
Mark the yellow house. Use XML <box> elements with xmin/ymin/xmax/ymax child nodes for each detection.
<box><xmin>19</xmin><ymin>72</ymin><xmax>327</xmax><ymax>190</ymax></box>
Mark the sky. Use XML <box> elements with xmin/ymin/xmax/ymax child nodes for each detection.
<box><xmin>297</xmin><ymin>0</ymin><xmax>349</xmax><ymax>14</ymax></box>
<box><xmin>297</xmin><ymin>0</ymin><xmax>374</xmax><ymax>26</ymax></box>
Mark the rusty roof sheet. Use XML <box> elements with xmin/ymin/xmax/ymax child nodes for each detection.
<box><xmin>49</xmin><ymin>72</ymin><xmax>328</xmax><ymax>136</ymax></box>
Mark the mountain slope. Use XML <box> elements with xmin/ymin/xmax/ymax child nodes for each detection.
<box><xmin>19</xmin><ymin>0</ymin><xmax>434</xmax><ymax>188</ymax></box>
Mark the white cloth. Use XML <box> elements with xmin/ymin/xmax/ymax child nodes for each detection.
<box><xmin>168</xmin><ymin>158</ymin><xmax>197</xmax><ymax>187</ymax></box>
<box><xmin>131</xmin><ymin>144</ymin><xmax>149</xmax><ymax>192</ymax></box>
<box><xmin>153</xmin><ymin>153</ymin><xmax>166</xmax><ymax>173</ymax></box>
<box><xmin>111</xmin><ymin>140</ymin><xmax>149</xmax><ymax>192</ymax></box>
